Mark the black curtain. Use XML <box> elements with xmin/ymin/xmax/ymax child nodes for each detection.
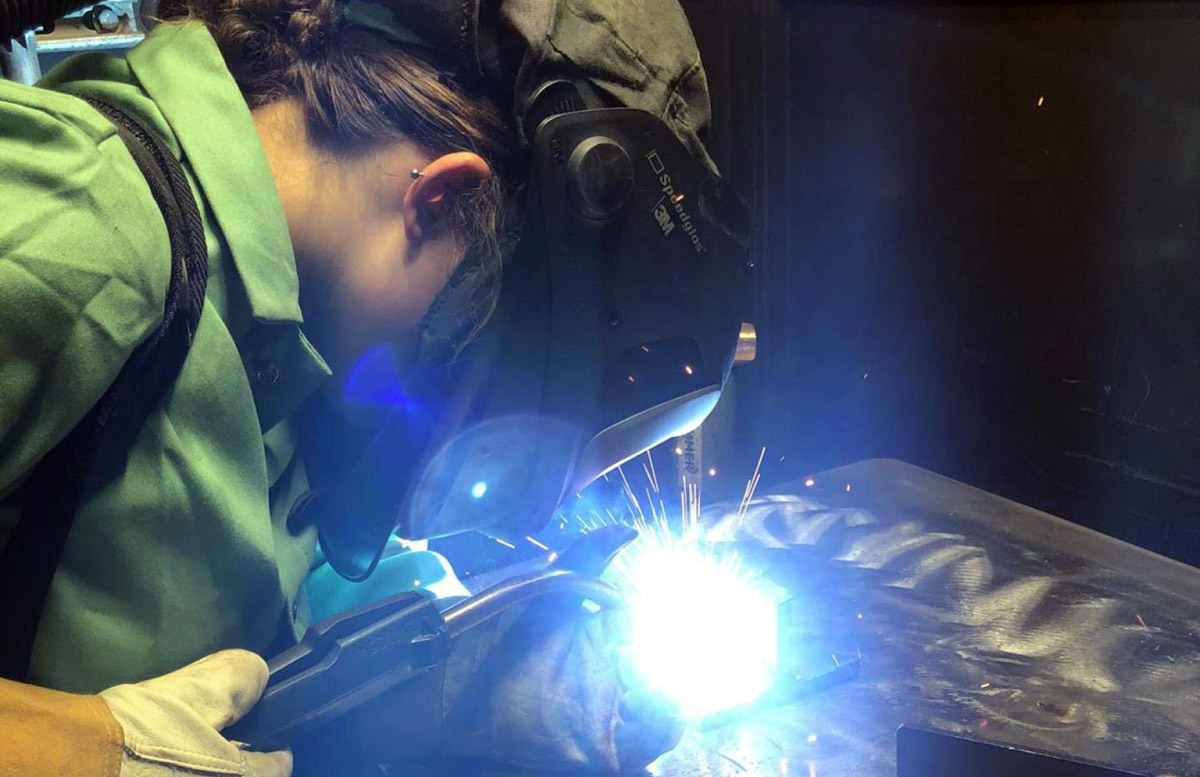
<box><xmin>683</xmin><ymin>1</ymin><xmax>1200</xmax><ymax>563</ymax></box>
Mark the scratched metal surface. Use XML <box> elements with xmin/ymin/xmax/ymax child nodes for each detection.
<box><xmin>648</xmin><ymin>458</ymin><xmax>1200</xmax><ymax>777</ymax></box>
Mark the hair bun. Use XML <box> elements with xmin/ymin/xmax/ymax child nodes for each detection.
<box><xmin>281</xmin><ymin>0</ymin><xmax>340</xmax><ymax>60</ymax></box>
<box><xmin>168</xmin><ymin>0</ymin><xmax>342</xmax><ymax>68</ymax></box>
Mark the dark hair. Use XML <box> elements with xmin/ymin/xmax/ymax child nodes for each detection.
<box><xmin>158</xmin><ymin>0</ymin><xmax>521</xmax><ymax>347</ymax></box>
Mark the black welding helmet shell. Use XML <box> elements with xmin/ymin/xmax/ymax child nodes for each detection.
<box><xmin>399</xmin><ymin>101</ymin><xmax>750</xmax><ymax>542</ymax></box>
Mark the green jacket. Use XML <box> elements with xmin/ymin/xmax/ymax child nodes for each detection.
<box><xmin>0</xmin><ymin>21</ymin><xmax>331</xmax><ymax>693</ymax></box>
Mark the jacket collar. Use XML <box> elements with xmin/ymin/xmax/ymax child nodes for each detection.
<box><xmin>127</xmin><ymin>22</ymin><xmax>331</xmax><ymax>429</ymax></box>
<box><xmin>127</xmin><ymin>22</ymin><xmax>304</xmax><ymax>325</ymax></box>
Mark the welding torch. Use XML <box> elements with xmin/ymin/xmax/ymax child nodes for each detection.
<box><xmin>226</xmin><ymin>525</ymin><xmax>636</xmax><ymax>755</ymax></box>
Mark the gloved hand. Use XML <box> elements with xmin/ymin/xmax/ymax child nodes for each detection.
<box><xmin>99</xmin><ymin>650</ymin><xmax>292</xmax><ymax>777</ymax></box>
<box><xmin>438</xmin><ymin>599</ymin><xmax>684</xmax><ymax>775</ymax></box>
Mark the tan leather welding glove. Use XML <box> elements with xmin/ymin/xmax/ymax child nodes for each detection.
<box><xmin>99</xmin><ymin>649</ymin><xmax>292</xmax><ymax>777</ymax></box>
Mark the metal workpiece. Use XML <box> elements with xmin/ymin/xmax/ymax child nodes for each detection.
<box><xmin>83</xmin><ymin>4</ymin><xmax>122</xmax><ymax>32</ymax></box>
<box><xmin>650</xmin><ymin>460</ymin><xmax>1200</xmax><ymax>777</ymax></box>
<box><xmin>2</xmin><ymin>0</ymin><xmax>144</xmax><ymax>83</ymax></box>
<box><xmin>36</xmin><ymin>1</ymin><xmax>144</xmax><ymax>53</ymax></box>
<box><xmin>1</xmin><ymin>31</ymin><xmax>42</xmax><ymax>84</ymax></box>
<box><xmin>36</xmin><ymin>32</ymin><xmax>143</xmax><ymax>53</ymax></box>
<box><xmin>734</xmin><ymin>323</ymin><xmax>757</xmax><ymax>364</ymax></box>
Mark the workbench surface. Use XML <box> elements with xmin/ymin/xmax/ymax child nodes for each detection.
<box><xmin>652</xmin><ymin>458</ymin><xmax>1200</xmax><ymax>777</ymax></box>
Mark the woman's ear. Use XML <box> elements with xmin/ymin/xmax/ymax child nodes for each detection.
<box><xmin>402</xmin><ymin>152</ymin><xmax>492</xmax><ymax>243</ymax></box>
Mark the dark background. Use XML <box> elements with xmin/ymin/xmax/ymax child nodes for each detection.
<box><xmin>680</xmin><ymin>1</ymin><xmax>1200</xmax><ymax>564</ymax></box>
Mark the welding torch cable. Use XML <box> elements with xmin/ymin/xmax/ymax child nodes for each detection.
<box><xmin>441</xmin><ymin>568</ymin><xmax>624</xmax><ymax>639</ymax></box>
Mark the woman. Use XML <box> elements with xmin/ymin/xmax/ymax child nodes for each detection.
<box><xmin>0</xmin><ymin>0</ymin><xmax>706</xmax><ymax>773</ymax></box>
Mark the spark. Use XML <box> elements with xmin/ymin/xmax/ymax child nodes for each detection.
<box><xmin>672</xmin><ymin>193</ymin><xmax>687</xmax><ymax>205</ymax></box>
<box><xmin>627</xmin><ymin>375</ymin><xmax>636</xmax><ymax>383</ymax></box>
<box><xmin>717</xmin><ymin>752</ymin><xmax>747</xmax><ymax>773</ymax></box>
<box><xmin>809</xmin><ymin>763</ymin><xmax>817</xmax><ymax>777</ymax></box>
<box><xmin>413</xmin><ymin>579</ymin><xmax>421</xmax><ymax>586</ymax></box>
<box><xmin>493</xmin><ymin>537</ymin><xmax>516</xmax><ymax>549</ymax></box>
<box><xmin>612</xmin><ymin>521</ymin><xmax>778</xmax><ymax>718</ymax></box>
<box><xmin>738</xmin><ymin>446</ymin><xmax>768</xmax><ymax>519</ymax></box>
<box><xmin>708</xmin><ymin>467</ymin><xmax>718</xmax><ymax>477</ymax></box>
<box><xmin>641</xmin><ymin>344</ymin><xmax>652</xmax><ymax>353</ymax></box>
<box><xmin>1036</xmin><ymin>95</ymin><xmax>1045</xmax><ymax>107</ymax></box>
<box><xmin>618</xmin><ymin>466</ymin><xmax>644</xmax><ymax>520</ymax></box>
<box><xmin>806</xmin><ymin>733</ymin><xmax>818</xmax><ymax>745</ymax></box>
<box><xmin>845</xmin><ymin>483</ymin><xmax>852</xmax><ymax>493</ymax></box>
<box><xmin>804</xmin><ymin>477</ymin><xmax>815</xmax><ymax>488</ymax></box>
<box><xmin>643</xmin><ymin>451</ymin><xmax>660</xmax><ymax>494</ymax></box>
<box><xmin>1136</xmin><ymin>614</ymin><xmax>1148</xmax><ymax>629</ymax></box>
<box><xmin>564</xmin><ymin>446</ymin><xmax>782</xmax><ymax>719</ymax></box>
<box><xmin>980</xmin><ymin>682</ymin><xmax>992</xmax><ymax>690</ymax></box>
<box><xmin>526</xmin><ymin>536</ymin><xmax>550</xmax><ymax>551</ymax></box>
<box><xmin>547</xmin><ymin>551</ymin><xmax>558</xmax><ymax>563</ymax></box>
<box><xmin>675</xmin><ymin>446</ymin><xmax>684</xmax><ymax>456</ymax></box>
<box><xmin>779</xmin><ymin>758</ymin><xmax>789</xmax><ymax>776</ymax></box>
<box><xmin>684</xmin><ymin>364</ymin><xmax>695</xmax><ymax>375</ymax></box>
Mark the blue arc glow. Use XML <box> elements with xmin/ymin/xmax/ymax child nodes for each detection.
<box><xmin>611</xmin><ymin>533</ymin><xmax>778</xmax><ymax>719</ymax></box>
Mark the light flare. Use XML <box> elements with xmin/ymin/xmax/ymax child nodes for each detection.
<box><xmin>607</xmin><ymin>507</ymin><xmax>778</xmax><ymax>719</ymax></box>
<box><xmin>560</xmin><ymin>448</ymin><xmax>782</xmax><ymax>720</ymax></box>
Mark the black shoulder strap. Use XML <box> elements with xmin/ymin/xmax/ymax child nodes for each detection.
<box><xmin>0</xmin><ymin>98</ymin><xmax>209</xmax><ymax>682</ymax></box>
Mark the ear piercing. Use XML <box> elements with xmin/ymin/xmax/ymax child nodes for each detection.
<box><xmin>410</xmin><ymin>169</ymin><xmax>425</xmax><ymax>180</ymax></box>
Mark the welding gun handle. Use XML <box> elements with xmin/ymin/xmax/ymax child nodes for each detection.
<box><xmin>551</xmin><ymin>525</ymin><xmax>638</xmax><ymax>577</ymax></box>
<box><xmin>227</xmin><ymin>592</ymin><xmax>449</xmax><ymax>752</ymax></box>
<box><xmin>443</xmin><ymin>568</ymin><xmax>624</xmax><ymax>639</ymax></box>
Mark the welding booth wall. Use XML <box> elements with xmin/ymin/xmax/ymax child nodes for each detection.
<box><xmin>682</xmin><ymin>0</ymin><xmax>1200</xmax><ymax>565</ymax></box>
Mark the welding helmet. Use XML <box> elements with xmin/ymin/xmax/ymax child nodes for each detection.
<box><xmin>303</xmin><ymin>0</ymin><xmax>752</xmax><ymax>580</ymax></box>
